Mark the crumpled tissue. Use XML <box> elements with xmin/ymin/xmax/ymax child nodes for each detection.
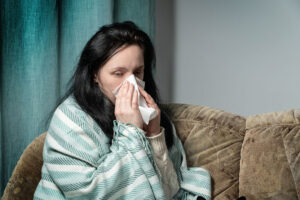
<box><xmin>112</xmin><ymin>75</ymin><xmax>157</xmax><ymax>125</ymax></box>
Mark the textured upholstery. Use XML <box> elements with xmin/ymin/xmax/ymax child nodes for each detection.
<box><xmin>164</xmin><ymin>104</ymin><xmax>246</xmax><ymax>200</ymax></box>
<box><xmin>2</xmin><ymin>133</ymin><xmax>46</xmax><ymax>200</ymax></box>
<box><xmin>239</xmin><ymin>110</ymin><xmax>300</xmax><ymax>200</ymax></box>
<box><xmin>2</xmin><ymin>104</ymin><xmax>300</xmax><ymax>200</ymax></box>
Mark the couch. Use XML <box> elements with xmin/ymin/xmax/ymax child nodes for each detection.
<box><xmin>2</xmin><ymin>103</ymin><xmax>300</xmax><ymax>200</ymax></box>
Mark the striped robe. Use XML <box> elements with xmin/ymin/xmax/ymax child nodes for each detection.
<box><xmin>34</xmin><ymin>96</ymin><xmax>211</xmax><ymax>200</ymax></box>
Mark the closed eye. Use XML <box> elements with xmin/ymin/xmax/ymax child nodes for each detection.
<box><xmin>134</xmin><ymin>71</ymin><xmax>142</xmax><ymax>75</ymax></box>
<box><xmin>114</xmin><ymin>71</ymin><xmax>123</xmax><ymax>76</ymax></box>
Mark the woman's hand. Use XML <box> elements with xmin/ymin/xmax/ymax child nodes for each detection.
<box><xmin>115</xmin><ymin>81</ymin><xmax>143</xmax><ymax>129</ymax></box>
<box><xmin>138</xmin><ymin>85</ymin><xmax>161</xmax><ymax>137</ymax></box>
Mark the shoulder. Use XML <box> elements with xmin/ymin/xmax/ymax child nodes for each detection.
<box><xmin>44</xmin><ymin>95</ymin><xmax>110</xmax><ymax>165</ymax></box>
<box><xmin>47</xmin><ymin>95</ymin><xmax>109</xmax><ymax>149</ymax></box>
<box><xmin>52</xmin><ymin>95</ymin><xmax>97</xmax><ymax>128</ymax></box>
<box><xmin>57</xmin><ymin>95</ymin><xmax>88</xmax><ymax>117</ymax></box>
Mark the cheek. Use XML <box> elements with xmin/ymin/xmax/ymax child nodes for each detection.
<box><xmin>109</xmin><ymin>79</ymin><xmax>124</xmax><ymax>90</ymax></box>
<box><xmin>98</xmin><ymin>73</ymin><xmax>112</xmax><ymax>90</ymax></box>
<box><xmin>97</xmin><ymin>80</ymin><xmax>117</xmax><ymax>103</ymax></box>
<box><xmin>101</xmin><ymin>81</ymin><xmax>117</xmax><ymax>95</ymax></box>
<box><xmin>100</xmin><ymin>76</ymin><xmax>124</xmax><ymax>96</ymax></box>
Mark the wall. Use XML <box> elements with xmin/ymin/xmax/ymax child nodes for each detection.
<box><xmin>156</xmin><ymin>0</ymin><xmax>300</xmax><ymax>116</ymax></box>
<box><xmin>155</xmin><ymin>0</ymin><xmax>174</xmax><ymax>103</ymax></box>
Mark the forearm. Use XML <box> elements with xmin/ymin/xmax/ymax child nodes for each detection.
<box><xmin>147</xmin><ymin>127</ymin><xmax>180</xmax><ymax>199</ymax></box>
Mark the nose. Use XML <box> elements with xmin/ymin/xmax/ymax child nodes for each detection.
<box><xmin>124</xmin><ymin>74</ymin><xmax>137</xmax><ymax>81</ymax></box>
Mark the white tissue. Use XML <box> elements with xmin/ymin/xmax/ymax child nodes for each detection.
<box><xmin>112</xmin><ymin>75</ymin><xmax>157</xmax><ymax>125</ymax></box>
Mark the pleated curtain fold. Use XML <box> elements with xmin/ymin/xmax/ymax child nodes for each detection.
<box><xmin>0</xmin><ymin>0</ymin><xmax>155</xmax><ymax>194</ymax></box>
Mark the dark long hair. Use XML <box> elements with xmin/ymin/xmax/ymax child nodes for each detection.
<box><xmin>60</xmin><ymin>21</ymin><xmax>173</xmax><ymax>148</ymax></box>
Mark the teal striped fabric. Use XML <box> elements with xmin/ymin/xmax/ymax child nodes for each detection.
<box><xmin>34</xmin><ymin>96</ymin><xmax>211</xmax><ymax>200</ymax></box>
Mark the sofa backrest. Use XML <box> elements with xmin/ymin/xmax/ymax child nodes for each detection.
<box><xmin>163</xmin><ymin>103</ymin><xmax>246</xmax><ymax>200</ymax></box>
<box><xmin>239</xmin><ymin>109</ymin><xmax>300</xmax><ymax>200</ymax></box>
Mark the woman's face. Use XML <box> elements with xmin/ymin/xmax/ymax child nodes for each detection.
<box><xmin>94</xmin><ymin>45</ymin><xmax>144</xmax><ymax>103</ymax></box>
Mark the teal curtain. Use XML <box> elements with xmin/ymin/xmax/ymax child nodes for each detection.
<box><xmin>0</xmin><ymin>0</ymin><xmax>155</xmax><ymax>195</ymax></box>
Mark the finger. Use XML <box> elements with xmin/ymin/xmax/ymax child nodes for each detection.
<box><xmin>120</xmin><ymin>81</ymin><xmax>129</xmax><ymax>95</ymax></box>
<box><xmin>115</xmin><ymin>92</ymin><xmax>121</xmax><ymax>115</ymax></box>
<box><xmin>132</xmin><ymin>90</ymin><xmax>139</xmax><ymax>110</ymax></box>
<box><xmin>120</xmin><ymin>82</ymin><xmax>130</xmax><ymax>109</ymax></box>
<box><xmin>119</xmin><ymin>82</ymin><xmax>129</xmax><ymax>101</ymax></box>
<box><xmin>126</xmin><ymin>83</ymin><xmax>134</xmax><ymax>107</ymax></box>
<box><xmin>116</xmin><ymin>81</ymin><xmax>127</xmax><ymax>99</ymax></box>
<box><xmin>116</xmin><ymin>82</ymin><xmax>128</xmax><ymax>113</ymax></box>
<box><xmin>138</xmin><ymin>85</ymin><xmax>149</xmax><ymax>99</ymax></box>
<box><xmin>138</xmin><ymin>85</ymin><xmax>155</xmax><ymax>105</ymax></box>
<box><xmin>138</xmin><ymin>86</ymin><xmax>161</xmax><ymax>113</ymax></box>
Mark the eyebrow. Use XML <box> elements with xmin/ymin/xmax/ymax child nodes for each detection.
<box><xmin>135</xmin><ymin>65</ymin><xmax>144</xmax><ymax>70</ymax></box>
<box><xmin>111</xmin><ymin>65</ymin><xmax>144</xmax><ymax>71</ymax></box>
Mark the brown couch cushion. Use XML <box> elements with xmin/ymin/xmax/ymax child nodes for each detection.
<box><xmin>239</xmin><ymin>110</ymin><xmax>300</xmax><ymax>200</ymax></box>
<box><xmin>164</xmin><ymin>104</ymin><xmax>246</xmax><ymax>200</ymax></box>
<box><xmin>2</xmin><ymin>132</ymin><xmax>46</xmax><ymax>200</ymax></box>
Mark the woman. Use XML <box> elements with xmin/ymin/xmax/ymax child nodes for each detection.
<box><xmin>34</xmin><ymin>21</ymin><xmax>211</xmax><ymax>200</ymax></box>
